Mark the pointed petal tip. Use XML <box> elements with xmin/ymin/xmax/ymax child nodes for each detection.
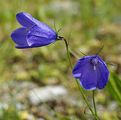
<box><xmin>72</xmin><ymin>73</ymin><xmax>81</xmax><ymax>79</ymax></box>
<box><xmin>16</xmin><ymin>12</ymin><xmax>35</xmax><ymax>27</ymax></box>
<box><xmin>11</xmin><ymin>30</ymin><xmax>18</xmax><ymax>42</ymax></box>
<box><xmin>10</xmin><ymin>31</ymin><xmax>14</xmax><ymax>40</ymax></box>
<box><xmin>16</xmin><ymin>12</ymin><xmax>29</xmax><ymax>18</ymax></box>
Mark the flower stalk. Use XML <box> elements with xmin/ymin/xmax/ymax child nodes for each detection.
<box><xmin>93</xmin><ymin>90</ymin><xmax>99</xmax><ymax>119</ymax></box>
<box><xmin>63</xmin><ymin>38</ymin><xmax>99</xmax><ymax>120</ymax></box>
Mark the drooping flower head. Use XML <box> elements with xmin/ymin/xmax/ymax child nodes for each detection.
<box><xmin>11</xmin><ymin>12</ymin><xmax>63</xmax><ymax>48</ymax></box>
<box><xmin>72</xmin><ymin>55</ymin><xmax>109</xmax><ymax>90</ymax></box>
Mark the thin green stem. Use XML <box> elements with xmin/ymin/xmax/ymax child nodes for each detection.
<box><xmin>63</xmin><ymin>39</ymin><xmax>99</xmax><ymax>120</ymax></box>
<box><xmin>76</xmin><ymin>79</ymin><xmax>95</xmax><ymax>116</ymax></box>
<box><xmin>93</xmin><ymin>90</ymin><xmax>98</xmax><ymax>118</ymax></box>
<box><xmin>64</xmin><ymin>39</ymin><xmax>73</xmax><ymax>69</ymax></box>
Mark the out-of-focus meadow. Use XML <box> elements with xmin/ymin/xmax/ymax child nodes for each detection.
<box><xmin>0</xmin><ymin>0</ymin><xmax>121</xmax><ymax>120</ymax></box>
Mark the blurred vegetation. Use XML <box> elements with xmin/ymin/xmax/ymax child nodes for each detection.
<box><xmin>0</xmin><ymin>0</ymin><xmax>121</xmax><ymax>119</ymax></box>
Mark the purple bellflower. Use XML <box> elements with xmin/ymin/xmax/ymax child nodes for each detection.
<box><xmin>11</xmin><ymin>12</ymin><xmax>63</xmax><ymax>48</ymax></box>
<box><xmin>72</xmin><ymin>55</ymin><xmax>109</xmax><ymax>90</ymax></box>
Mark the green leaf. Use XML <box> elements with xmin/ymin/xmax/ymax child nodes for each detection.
<box><xmin>107</xmin><ymin>72</ymin><xmax>121</xmax><ymax>106</ymax></box>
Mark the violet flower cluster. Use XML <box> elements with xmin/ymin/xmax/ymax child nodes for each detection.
<box><xmin>11</xmin><ymin>12</ymin><xmax>109</xmax><ymax>90</ymax></box>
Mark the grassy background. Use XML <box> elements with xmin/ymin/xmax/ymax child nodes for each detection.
<box><xmin>0</xmin><ymin>0</ymin><xmax>121</xmax><ymax>119</ymax></box>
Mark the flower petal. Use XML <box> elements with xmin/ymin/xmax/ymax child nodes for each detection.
<box><xmin>97</xmin><ymin>59</ymin><xmax>109</xmax><ymax>89</ymax></box>
<box><xmin>11</xmin><ymin>27</ymin><xmax>29</xmax><ymax>47</ymax></box>
<box><xmin>73</xmin><ymin>56</ymin><xmax>98</xmax><ymax>90</ymax></box>
<box><xmin>72</xmin><ymin>55</ymin><xmax>109</xmax><ymax>90</ymax></box>
<box><xmin>16</xmin><ymin>12</ymin><xmax>36</xmax><ymax>27</ymax></box>
<box><xmin>72</xmin><ymin>56</ymin><xmax>92</xmax><ymax>79</ymax></box>
<box><xmin>16</xmin><ymin>44</ymin><xmax>41</xmax><ymax>49</ymax></box>
<box><xmin>80</xmin><ymin>64</ymin><xmax>97</xmax><ymax>90</ymax></box>
<box><xmin>27</xmin><ymin>25</ymin><xmax>57</xmax><ymax>47</ymax></box>
<box><xmin>16</xmin><ymin>12</ymin><xmax>57</xmax><ymax>35</ymax></box>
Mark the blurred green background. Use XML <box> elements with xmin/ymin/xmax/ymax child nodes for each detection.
<box><xmin>0</xmin><ymin>0</ymin><xmax>121</xmax><ymax>120</ymax></box>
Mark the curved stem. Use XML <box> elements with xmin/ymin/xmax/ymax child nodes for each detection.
<box><xmin>64</xmin><ymin>39</ymin><xmax>73</xmax><ymax>69</ymax></box>
<box><xmin>63</xmin><ymin>38</ymin><xmax>99</xmax><ymax>120</ymax></box>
